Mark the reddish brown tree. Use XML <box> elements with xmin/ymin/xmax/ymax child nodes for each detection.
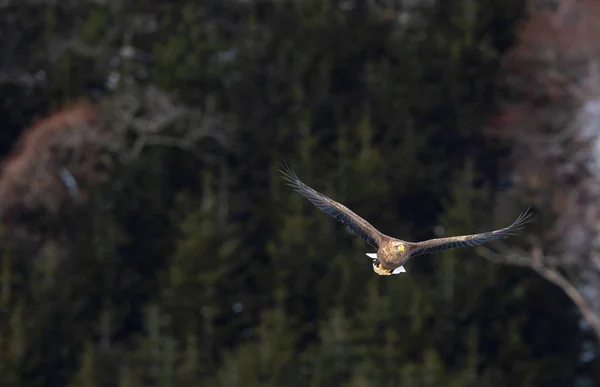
<box><xmin>0</xmin><ymin>100</ymin><xmax>106</xmax><ymax>226</ymax></box>
<box><xmin>0</xmin><ymin>82</ymin><xmax>235</xmax><ymax>246</ymax></box>
<box><xmin>486</xmin><ymin>0</ymin><xmax>600</xmax><ymax>341</ymax></box>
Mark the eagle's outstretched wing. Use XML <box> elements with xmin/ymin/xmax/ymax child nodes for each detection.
<box><xmin>408</xmin><ymin>209</ymin><xmax>533</xmax><ymax>258</ymax></box>
<box><xmin>279</xmin><ymin>162</ymin><xmax>384</xmax><ymax>249</ymax></box>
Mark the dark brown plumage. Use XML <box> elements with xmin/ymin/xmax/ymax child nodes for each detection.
<box><xmin>279</xmin><ymin>162</ymin><xmax>532</xmax><ymax>276</ymax></box>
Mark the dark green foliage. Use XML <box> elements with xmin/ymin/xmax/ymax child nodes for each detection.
<box><xmin>0</xmin><ymin>0</ymin><xmax>594</xmax><ymax>386</ymax></box>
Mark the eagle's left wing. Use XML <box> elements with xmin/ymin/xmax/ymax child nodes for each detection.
<box><xmin>408</xmin><ymin>209</ymin><xmax>532</xmax><ymax>258</ymax></box>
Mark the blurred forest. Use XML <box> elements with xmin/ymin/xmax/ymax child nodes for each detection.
<box><xmin>1</xmin><ymin>0</ymin><xmax>600</xmax><ymax>386</ymax></box>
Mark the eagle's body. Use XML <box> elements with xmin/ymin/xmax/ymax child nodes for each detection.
<box><xmin>280</xmin><ymin>163</ymin><xmax>532</xmax><ymax>276</ymax></box>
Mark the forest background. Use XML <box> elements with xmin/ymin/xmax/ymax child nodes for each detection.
<box><xmin>1</xmin><ymin>0</ymin><xmax>600</xmax><ymax>386</ymax></box>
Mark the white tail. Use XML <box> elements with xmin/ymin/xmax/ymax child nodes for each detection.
<box><xmin>366</xmin><ymin>253</ymin><xmax>377</xmax><ymax>259</ymax></box>
<box><xmin>392</xmin><ymin>266</ymin><xmax>406</xmax><ymax>274</ymax></box>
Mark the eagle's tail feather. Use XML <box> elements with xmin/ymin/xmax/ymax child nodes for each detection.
<box><xmin>392</xmin><ymin>266</ymin><xmax>406</xmax><ymax>274</ymax></box>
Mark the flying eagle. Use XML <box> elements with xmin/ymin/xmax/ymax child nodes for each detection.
<box><xmin>279</xmin><ymin>163</ymin><xmax>532</xmax><ymax>276</ymax></box>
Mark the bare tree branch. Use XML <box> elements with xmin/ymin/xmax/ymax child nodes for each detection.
<box><xmin>533</xmin><ymin>264</ymin><xmax>600</xmax><ymax>341</ymax></box>
<box><xmin>104</xmin><ymin>85</ymin><xmax>236</xmax><ymax>163</ymax></box>
<box><xmin>480</xmin><ymin>244</ymin><xmax>600</xmax><ymax>342</ymax></box>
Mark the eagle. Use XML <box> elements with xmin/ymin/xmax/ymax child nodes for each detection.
<box><xmin>279</xmin><ymin>163</ymin><xmax>532</xmax><ymax>276</ymax></box>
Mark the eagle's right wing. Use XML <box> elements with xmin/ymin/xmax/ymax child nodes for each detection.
<box><xmin>280</xmin><ymin>162</ymin><xmax>385</xmax><ymax>249</ymax></box>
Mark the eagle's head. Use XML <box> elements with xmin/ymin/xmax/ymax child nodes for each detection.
<box><xmin>391</xmin><ymin>241</ymin><xmax>407</xmax><ymax>257</ymax></box>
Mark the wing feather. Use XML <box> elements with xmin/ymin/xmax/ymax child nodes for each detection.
<box><xmin>408</xmin><ymin>208</ymin><xmax>533</xmax><ymax>258</ymax></box>
<box><xmin>279</xmin><ymin>162</ymin><xmax>384</xmax><ymax>248</ymax></box>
